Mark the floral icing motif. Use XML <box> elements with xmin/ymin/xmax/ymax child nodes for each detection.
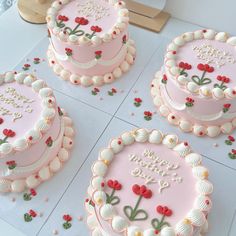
<box><xmin>0</xmin><ymin>117</ymin><xmax>4</xmax><ymax>124</ymax></box>
<box><xmin>64</xmin><ymin>17</ymin><xmax>89</xmax><ymax>36</ymax></box>
<box><xmin>0</xmin><ymin>129</ymin><xmax>16</xmax><ymax>145</ymax></box>
<box><xmin>45</xmin><ymin>137</ymin><xmax>53</xmax><ymax>147</ymax></box>
<box><xmin>134</xmin><ymin>98</ymin><xmax>142</xmax><ymax>107</ymax></box>
<box><xmin>223</xmin><ymin>104</ymin><xmax>231</xmax><ymax>113</ymax></box>
<box><xmin>214</xmin><ymin>76</ymin><xmax>230</xmax><ymax>91</ymax></box>
<box><xmin>23</xmin><ymin>188</ymin><xmax>37</xmax><ymax>201</ymax></box>
<box><xmin>191</xmin><ymin>63</ymin><xmax>214</xmax><ymax>85</ymax></box>
<box><xmin>56</xmin><ymin>15</ymin><xmax>69</xmax><ymax>28</ymax></box>
<box><xmin>151</xmin><ymin>205</ymin><xmax>173</xmax><ymax>232</ymax></box>
<box><xmin>6</xmin><ymin>160</ymin><xmax>17</xmax><ymax>170</ymax></box>
<box><xmin>185</xmin><ymin>97</ymin><xmax>195</xmax><ymax>107</ymax></box>
<box><xmin>58</xmin><ymin>107</ymin><xmax>64</xmax><ymax>116</ymax></box>
<box><xmin>86</xmin><ymin>25</ymin><xmax>102</xmax><ymax>39</ymax></box>
<box><xmin>85</xmin><ymin>198</ymin><xmax>95</xmax><ymax>207</ymax></box>
<box><xmin>161</xmin><ymin>74</ymin><xmax>168</xmax><ymax>84</ymax></box>
<box><xmin>24</xmin><ymin>210</ymin><xmax>37</xmax><ymax>222</ymax></box>
<box><xmin>65</xmin><ymin>48</ymin><xmax>73</xmax><ymax>57</ymax></box>
<box><xmin>95</xmin><ymin>50</ymin><xmax>102</xmax><ymax>60</ymax></box>
<box><xmin>22</xmin><ymin>64</ymin><xmax>31</xmax><ymax>71</ymax></box>
<box><xmin>108</xmin><ymin>88</ymin><xmax>117</xmax><ymax>96</ymax></box>
<box><xmin>33</xmin><ymin>58</ymin><xmax>40</xmax><ymax>64</ymax></box>
<box><xmin>225</xmin><ymin>135</ymin><xmax>235</xmax><ymax>145</ymax></box>
<box><xmin>123</xmin><ymin>184</ymin><xmax>152</xmax><ymax>221</ymax></box>
<box><xmin>63</xmin><ymin>214</ymin><xmax>73</xmax><ymax>229</ymax></box>
<box><xmin>106</xmin><ymin>180</ymin><xmax>122</xmax><ymax>205</ymax></box>
<box><xmin>228</xmin><ymin>149</ymin><xmax>236</xmax><ymax>159</ymax></box>
<box><xmin>178</xmin><ymin>62</ymin><xmax>192</xmax><ymax>77</ymax></box>
<box><xmin>123</xmin><ymin>35</ymin><xmax>127</xmax><ymax>44</ymax></box>
<box><xmin>144</xmin><ymin>111</ymin><xmax>153</xmax><ymax>121</ymax></box>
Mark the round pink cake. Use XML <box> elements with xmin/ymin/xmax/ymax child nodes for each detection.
<box><xmin>85</xmin><ymin>129</ymin><xmax>213</xmax><ymax>236</ymax></box>
<box><xmin>0</xmin><ymin>72</ymin><xmax>74</xmax><ymax>193</ymax></box>
<box><xmin>46</xmin><ymin>0</ymin><xmax>136</xmax><ymax>86</ymax></box>
<box><xmin>151</xmin><ymin>30</ymin><xmax>236</xmax><ymax>137</ymax></box>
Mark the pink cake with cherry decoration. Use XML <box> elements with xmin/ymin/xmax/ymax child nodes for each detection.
<box><xmin>151</xmin><ymin>29</ymin><xmax>236</xmax><ymax>137</ymax></box>
<box><xmin>85</xmin><ymin>129</ymin><xmax>213</xmax><ymax>236</ymax></box>
<box><xmin>0</xmin><ymin>71</ymin><xmax>74</xmax><ymax>193</ymax></box>
<box><xmin>46</xmin><ymin>0</ymin><xmax>136</xmax><ymax>86</ymax></box>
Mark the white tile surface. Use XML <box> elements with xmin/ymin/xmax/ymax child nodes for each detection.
<box><xmin>0</xmin><ymin>4</ymin><xmax>236</xmax><ymax>236</ymax></box>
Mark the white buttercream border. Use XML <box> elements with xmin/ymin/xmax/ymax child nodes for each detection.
<box><xmin>85</xmin><ymin>128</ymin><xmax>213</xmax><ymax>236</ymax></box>
<box><xmin>47</xmin><ymin>39</ymin><xmax>136</xmax><ymax>87</ymax></box>
<box><xmin>151</xmin><ymin>71</ymin><xmax>236</xmax><ymax>138</ymax></box>
<box><xmin>0</xmin><ymin>108</ymin><xmax>74</xmax><ymax>193</ymax></box>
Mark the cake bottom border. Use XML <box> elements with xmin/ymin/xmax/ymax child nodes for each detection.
<box><xmin>47</xmin><ymin>39</ymin><xmax>136</xmax><ymax>87</ymax></box>
<box><xmin>151</xmin><ymin>71</ymin><xmax>236</xmax><ymax>138</ymax></box>
<box><xmin>0</xmin><ymin>108</ymin><xmax>74</xmax><ymax>193</ymax></box>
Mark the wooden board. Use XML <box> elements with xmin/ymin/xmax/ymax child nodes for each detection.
<box><xmin>17</xmin><ymin>0</ymin><xmax>52</xmax><ymax>24</ymax></box>
<box><xmin>126</xmin><ymin>0</ymin><xmax>171</xmax><ymax>32</ymax></box>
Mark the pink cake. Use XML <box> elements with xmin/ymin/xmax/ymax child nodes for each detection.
<box><xmin>46</xmin><ymin>0</ymin><xmax>136</xmax><ymax>86</ymax></box>
<box><xmin>151</xmin><ymin>30</ymin><xmax>236</xmax><ymax>137</ymax></box>
<box><xmin>85</xmin><ymin>129</ymin><xmax>213</xmax><ymax>236</ymax></box>
<box><xmin>0</xmin><ymin>72</ymin><xmax>74</xmax><ymax>193</ymax></box>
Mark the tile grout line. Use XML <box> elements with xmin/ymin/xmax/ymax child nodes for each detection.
<box><xmin>36</xmin><ymin>115</ymin><xmax>115</xmax><ymax>235</ymax></box>
<box><xmin>228</xmin><ymin>209</ymin><xmax>236</xmax><ymax>236</ymax></box>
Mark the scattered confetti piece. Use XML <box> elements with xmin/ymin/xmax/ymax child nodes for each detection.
<box><xmin>24</xmin><ymin>209</ymin><xmax>37</xmax><ymax>222</ymax></box>
<box><xmin>33</xmin><ymin>58</ymin><xmax>40</xmax><ymax>64</ymax></box>
<box><xmin>144</xmin><ymin>111</ymin><xmax>153</xmax><ymax>121</ymax></box>
<box><xmin>99</xmin><ymin>97</ymin><xmax>103</xmax><ymax>101</ymax></box>
<box><xmin>91</xmin><ymin>87</ymin><xmax>100</xmax><ymax>96</ymax></box>
<box><xmin>133</xmin><ymin>98</ymin><xmax>142</xmax><ymax>107</ymax></box>
<box><xmin>133</xmin><ymin>90</ymin><xmax>138</xmax><ymax>94</ymax></box>
<box><xmin>78</xmin><ymin>216</ymin><xmax>83</xmax><ymax>221</ymax></box>
<box><xmin>213</xmin><ymin>143</ymin><xmax>218</xmax><ymax>147</ymax></box>
<box><xmin>22</xmin><ymin>64</ymin><xmax>31</xmax><ymax>71</ymax></box>
<box><xmin>130</xmin><ymin>112</ymin><xmax>135</xmax><ymax>116</ymax></box>
<box><xmin>62</xmin><ymin>214</ymin><xmax>73</xmax><ymax>229</ymax></box>
<box><xmin>44</xmin><ymin>197</ymin><xmax>49</xmax><ymax>202</ymax></box>
<box><xmin>225</xmin><ymin>135</ymin><xmax>235</xmax><ymax>145</ymax></box>
<box><xmin>228</xmin><ymin>149</ymin><xmax>236</xmax><ymax>159</ymax></box>
<box><xmin>108</xmin><ymin>88</ymin><xmax>117</xmax><ymax>96</ymax></box>
<box><xmin>52</xmin><ymin>229</ymin><xmax>58</xmax><ymax>235</ymax></box>
<box><xmin>11</xmin><ymin>197</ymin><xmax>16</xmax><ymax>202</ymax></box>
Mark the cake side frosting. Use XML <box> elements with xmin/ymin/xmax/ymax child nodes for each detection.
<box><xmin>47</xmin><ymin>0</ymin><xmax>135</xmax><ymax>86</ymax></box>
<box><xmin>0</xmin><ymin>72</ymin><xmax>74</xmax><ymax>193</ymax></box>
<box><xmin>85</xmin><ymin>129</ymin><xmax>213</xmax><ymax>236</ymax></box>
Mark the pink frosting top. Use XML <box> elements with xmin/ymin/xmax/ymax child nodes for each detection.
<box><xmin>176</xmin><ymin>39</ymin><xmax>236</xmax><ymax>89</ymax></box>
<box><xmin>0</xmin><ymin>82</ymin><xmax>42</xmax><ymax>144</ymax></box>
<box><xmin>57</xmin><ymin>0</ymin><xmax>118</xmax><ymax>36</ymax></box>
<box><xmin>103</xmin><ymin>142</ymin><xmax>197</xmax><ymax>229</ymax></box>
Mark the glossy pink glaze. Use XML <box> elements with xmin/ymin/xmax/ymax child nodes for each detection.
<box><xmin>95</xmin><ymin>142</ymin><xmax>197</xmax><ymax>230</ymax></box>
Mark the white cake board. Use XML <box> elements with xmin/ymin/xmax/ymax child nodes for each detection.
<box><xmin>0</xmin><ymin>6</ymin><xmax>235</xmax><ymax>236</ymax></box>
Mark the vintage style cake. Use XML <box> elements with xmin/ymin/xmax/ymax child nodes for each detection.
<box><xmin>46</xmin><ymin>0</ymin><xmax>136</xmax><ymax>86</ymax></box>
<box><xmin>0</xmin><ymin>72</ymin><xmax>74</xmax><ymax>193</ymax></box>
<box><xmin>85</xmin><ymin>129</ymin><xmax>213</xmax><ymax>236</ymax></box>
<box><xmin>151</xmin><ymin>30</ymin><xmax>236</xmax><ymax>137</ymax></box>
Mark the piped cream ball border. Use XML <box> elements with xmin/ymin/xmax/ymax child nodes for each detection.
<box><xmin>0</xmin><ymin>72</ymin><xmax>57</xmax><ymax>156</ymax></box>
<box><xmin>151</xmin><ymin>71</ymin><xmax>236</xmax><ymax>137</ymax></box>
<box><xmin>47</xmin><ymin>0</ymin><xmax>129</xmax><ymax>46</ymax></box>
<box><xmin>85</xmin><ymin>128</ymin><xmax>213</xmax><ymax>236</ymax></box>
<box><xmin>165</xmin><ymin>29</ymin><xmax>236</xmax><ymax>100</ymax></box>
<box><xmin>0</xmin><ymin>107</ymin><xmax>74</xmax><ymax>193</ymax></box>
<box><xmin>47</xmin><ymin>39</ymin><xmax>136</xmax><ymax>86</ymax></box>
